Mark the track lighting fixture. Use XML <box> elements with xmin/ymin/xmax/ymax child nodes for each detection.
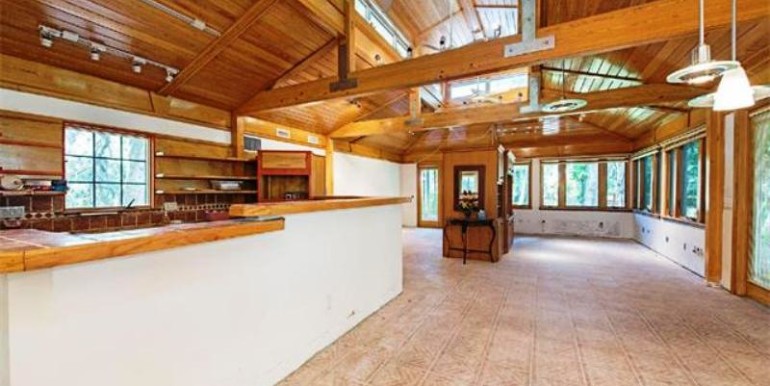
<box><xmin>38</xmin><ymin>25</ymin><xmax>60</xmax><ymax>48</ymax></box>
<box><xmin>39</xmin><ymin>32</ymin><xmax>53</xmax><ymax>48</ymax></box>
<box><xmin>37</xmin><ymin>24</ymin><xmax>178</xmax><ymax>83</ymax></box>
<box><xmin>165</xmin><ymin>69</ymin><xmax>177</xmax><ymax>83</ymax></box>
<box><xmin>90</xmin><ymin>48</ymin><xmax>101</xmax><ymax>61</ymax></box>
<box><xmin>132</xmin><ymin>57</ymin><xmax>146</xmax><ymax>74</ymax></box>
<box><xmin>540</xmin><ymin>60</ymin><xmax>588</xmax><ymax>113</ymax></box>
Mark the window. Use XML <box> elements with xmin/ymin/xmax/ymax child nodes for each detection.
<box><xmin>681</xmin><ymin>140</ymin><xmax>702</xmax><ymax>220</ymax></box>
<box><xmin>449</xmin><ymin>73</ymin><xmax>528</xmax><ymax>101</ymax></box>
<box><xmin>751</xmin><ymin>109</ymin><xmax>770</xmax><ymax>289</ymax></box>
<box><xmin>419</xmin><ymin>167</ymin><xmax>439</xmax><ymax>224</ymax></box>
<box><xmin>355</xmin><ymin>0</ymin><xmax>411</xmax><ymax>58</ymax></box>
<box><xmin>541</xmin><ymin>163</ymin><xmax>559</xmax><ymax>207</ymax></box>
<box><xmin>659</xmin><ymin>137</ymin><xmax>705</xmax><ymax>223</ymax></box>
<box><xmin>641</xmin><ymin>155</ymin><xmax>655</xmax><ymax>212</ymax></box>
<box><xmin>64</xmin><ymin>126</ymin><xmax>150</xmax><ymax>209</ymax></box>
<box><xmin>606</xmin><ymin>161</ymin><xmax>626</xmax><ymax>208</ymax></box>
<box><xmin>666</xmin><ymin>149</ymin><xmax>677</xmax><ymax>217</ymax></box>
<box><xmin>565</xmin><ymin>162</ymin><xmax>599</xmax><ymax>207</ymax></box>
<box><xmin>511</xmin><ymin>163</ymin><xmax>530</xmax><ymax>207</ymax></box>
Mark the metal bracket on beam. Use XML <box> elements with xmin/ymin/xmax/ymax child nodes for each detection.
<box><xmin>329</xmin><ymin>78</ymin><xmax>358</xmax><ymax>92</ymax></box>
<box><xmin>519</xmin><ymin>76</ymin><xmax>541</xmax><ymax>113</ymax></box>
<box><xmin>503</xmin><ymin>0</ymin><xmax>555</xmax><ymax>57</ymax></box>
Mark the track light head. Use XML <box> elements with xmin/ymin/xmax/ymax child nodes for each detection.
<box><xmin>165</xmin><ymin>68</ymin><xmax>178</xmax><ymax>83</ymax></box>
<box><xmin>90</xmin><ymin>48</ymin><xmax>100</xmax><ymax>61</ymax></box>
<box><xmin>132</xmin><ymin>57</ymin><xmax>146</xmax><ymax>74</ymax></box>
<box><xmin>39</xmin><ymin>32</ymin><xmax>53</xmax><ymax>48</ymax></box>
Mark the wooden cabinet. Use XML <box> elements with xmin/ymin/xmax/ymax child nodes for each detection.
<box><xmin>257</xmin><ymin>151</ymin><xmax>324</xmax><ymax>202</ymax></box>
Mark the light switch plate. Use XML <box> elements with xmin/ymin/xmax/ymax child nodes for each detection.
<box><xmin>0</xmin><ymin>206</ymin><xmax>25</xmax><ymax>219</ymax></box>
<box><xmin>163</xmin><ymin>202</ymin><xmax>178</xmax><ymax>212</ymax></box>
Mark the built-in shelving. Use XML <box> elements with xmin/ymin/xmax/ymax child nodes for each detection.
<box><xmin>155</xmin><ymin>174</ymin><xmax>257</xmax><ymax>181</ymax></box>
<box><xmin>154</xmin><ymin>189</ymin><xmax>258</xmax><ymax>195</ymax></box>
<box><xmin>0</xmin><ymin>190</ymin><xmax>66</xmax><ymax>197</ymax></box>
<box><xmin>154</xmin><ymin>152</ymin><xmax>254</xmax><ymax>163</ymax></box>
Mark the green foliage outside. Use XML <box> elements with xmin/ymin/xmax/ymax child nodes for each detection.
<box><xmin>752</xmin><ymin>111</ymin><xmax>770</xmax><ymax>289</ymax></box>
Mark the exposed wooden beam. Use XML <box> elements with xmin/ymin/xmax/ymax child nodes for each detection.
<box><xmin>705</xmin><ymin>110</ymin><xmax>725</xmax><ymax>284</ymax></box>
<box><xmin>237</xmin><ymin>0</ymin><xmax>766</xmax><ymax>114</ymax></box>
<box><xmin>271</xmin><ymin>39</ymin><xmax>337</xmax><ymax>89</ymax></box>
<box><xmin>343</xmin><ymin>0</ymin><xmax>356</xmax><ymax>73</ymax></box>
<box><xmin>330</xmin><ymin>84</ymin><xmax>708</xmax><ymax>138</ymax></box>
<box><xmin>158</xmin><ymin>0</ymin><xmax>279</xmax><ymax>96</ymax></box>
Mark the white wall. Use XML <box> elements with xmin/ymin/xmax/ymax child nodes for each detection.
<box><xmin>0</xmin><ymin>275</ymin><xmax>8</xmax><ymax>386</ymax></box>
<box><xmin>633</xmin><ymin>214</ymin><xmax>706</xmax><ymax>276</ymax></box>
<box><xmin>333</xmin><ymin>153</ymin><xmax>400</xmax><ymax>196</ymax></box>
<box><xmin>3</xmin><ymin>205</ymin><xmax>403</xmax><ymax>386</ymax></box>
<box><xmin>400</xmin><ymin>164</ymin><xmax>417</xmax><ymax>227</ymax></box>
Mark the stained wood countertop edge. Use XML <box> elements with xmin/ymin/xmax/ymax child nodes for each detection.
<box><xmin>0</xmin><ymin>218</ymin><xmax>285</xmax><ymax>274</ymax></box>
<box><xmin>229</xmin><ymin>196</ymin><xmax>412</xmax><ymax>217</ymax></box>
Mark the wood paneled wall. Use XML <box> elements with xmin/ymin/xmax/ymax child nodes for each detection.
<box><xmin>0</xmin><ymin>54</ymin><xmax>232</xmax><ymax>130</ymax></box>
<box><xmin>0</xmin><ymin>111</ymin><xmax>64</xmax><ymax>177</ymax></box>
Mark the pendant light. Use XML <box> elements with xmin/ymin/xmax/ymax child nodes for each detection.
<box><xmin>541</xmin><ymin>60</ymin><xmax>587</xmax><ymax>113</ymax></box>
<box><xmin>666</xmin><ymin>0</ymin><xmax>738</xmax><ymax>85</ymax></box>
<box><xmin>687</xmin><ymin>0</ymin><xmax>766</xmax><ymax>109</ymax></box>
<box><xmin>712</xmin><ymin>0</ymin><xmax>755</xmax><ymax>111</ymax></box>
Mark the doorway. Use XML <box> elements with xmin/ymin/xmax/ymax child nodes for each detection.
<box><xmin>418</xmin><ymin>166</ymin><xmax>440</xmax><ymax>227</ymax></box>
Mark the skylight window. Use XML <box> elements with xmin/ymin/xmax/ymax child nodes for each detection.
<box><xmin>449</xmin><ymin>72</ymin><xmax>528</xmax><ymax>101</ymax></box>
<box><xmin>355</xmin><ymin>0</ymin><xmax>411</xmax><ymax>58</ymax></box>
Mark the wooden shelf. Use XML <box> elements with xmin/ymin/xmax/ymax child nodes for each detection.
<box><xmin>155</xmin><ymin>153</ymin><xmax>254</xmax><ymax>163</ymax></box>
<box><xmin>155</xmin><ymin>189</ymin><xmax>257</xmax><ymax>195</ymax></box>
<box><xmin>155</xmin><ymin>174</ymin><xmax>256</xmax><ymax>181</ymax></box>
<box><xmin>0</xmin><ymin>190</ymin><xmax>65</xmax><ymax>197</ymax></box>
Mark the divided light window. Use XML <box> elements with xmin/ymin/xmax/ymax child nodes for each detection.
<box><xmin>64</xmin><ymin>126</ymin><xmax>150</xmax><ymax>209</ymax></box>
<box><xmin>511</xmin><ymin>163</ymin><xmax>530</xmax><ymax>208</ymax></box>
<box><xmin>542</xmin><ymin>160</ymin><xmax>628</xmax><ymax>209</ymax></box>
<box><xmin>541</xmin><ymin>163</ymin><xmax>559</xmax><ymax>207</ymax></box>
<box><xmin>663</xmin><ymin>136</ymin><xmax>705</xmax><ymax>223</ymax></box>
<box><xmin>565</xmin><ymin>162</ymin><xmax>598</xmax><ymax>207</ymax></box>
<box><xmin>606</xmin><ymin>161</ymin><xmax>626</xmax><ymax>208</ymax></box>
<box><xmin>355</xmin><ymin>0</ymin><xmax>410</xmax><ymax>57</ymax></box>
<box><xmin>635</xmin><ymin>154</ymin><xmax>656</xmax><ymax>212</ymax></box>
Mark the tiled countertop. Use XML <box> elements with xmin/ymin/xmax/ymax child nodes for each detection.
<box><xmin>0</xmin><ymin>218</ymin><xmax>284</xmax><ymax>273</ymax></box>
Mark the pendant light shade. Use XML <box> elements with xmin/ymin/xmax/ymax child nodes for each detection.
<box><xmin>713</xmin><ymin>66</ymin><xmax>756</xmax><ymax>111</ymax></box>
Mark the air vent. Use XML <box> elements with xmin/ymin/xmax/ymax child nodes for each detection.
<box><xmin>244</xmin><ymin>135</ymin><xmax>261</xmax><ymax>152</ymax></box>
<box><xmin>276</xmin><ymin>128</ymin><xmax>291</xmax><ymax>139</ymax></box>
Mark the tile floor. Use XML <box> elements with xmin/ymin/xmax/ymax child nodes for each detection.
<box><xmin>279</xmin><ymin>229</ymin><xmax>770</xmax><ymax>386</ymax></box>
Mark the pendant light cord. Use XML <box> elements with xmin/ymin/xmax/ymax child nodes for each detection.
<box><xmin>731</xmin><ymin>0</ymin><xmax>737</xmax><ymax>61</ymax></box>
<box><xmin>699</xmin><ymin>0</ymin><xmax>705</xmax><ymax>46</ymax></box>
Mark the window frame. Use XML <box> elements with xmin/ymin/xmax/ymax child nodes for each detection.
<box><xmin>539</xmin><ymin>158</ymin><xmax>629</xmax><ymax>211</ymax></box>
<box><xmin>417</xmin><ymin>164</ymin><xmax>441</xmax><ymax>227</ymax></box>
<box><xmin>633</xmin><ymin>152</ymin><xmax>659</xmax><ymax>215</ymax></box>
<box><xmin>63</xmin><ymin>122</ymin><xmax>153</xmax><ymax>212</ymax></box>
<box><xmin>355</xmin><ymin>0</ymin><xmax>411</xmax><ymax>59</ymax></box>
<box><xmin>510</xmin><ymin>161</ymin><xmax>532</xmax><ymax>209</ymax></box>
<box><xmin>662</xmin><ymin>136</ymin><xmax>707</xmax><ymax>224</ymax></box>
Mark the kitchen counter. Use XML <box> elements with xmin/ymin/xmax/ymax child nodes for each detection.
<box><xmin>229</xmin><ymin>196</ymin><xmax>412</xmax><ymax>217</ymax></box>
<box><xmin>0</xmin><ymin>217</ymin><xmax>284</xmax><ymax>273</ymax></box>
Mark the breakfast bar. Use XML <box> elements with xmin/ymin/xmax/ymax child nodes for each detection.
<box><xmin>1</xmin><ymin>196</ymin><xmax>409</xmax><ymax>386</ymax></box>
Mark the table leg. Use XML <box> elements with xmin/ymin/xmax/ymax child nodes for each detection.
<box><xmin>462</xmin><ymin>223</ymin><xmax>468</xmax><ymax>265</ymax></box>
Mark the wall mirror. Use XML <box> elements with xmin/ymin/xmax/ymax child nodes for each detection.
<box><xmin>454</xmin><ymin>165</ymin><xmax>485</xmax><ymax>211</ymax></box>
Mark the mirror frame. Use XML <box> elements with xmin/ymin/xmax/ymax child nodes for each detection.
<box><xmin>454</xmin><ymin>165</ymin><xmax>486</xmax><ymax>211</ymax></box>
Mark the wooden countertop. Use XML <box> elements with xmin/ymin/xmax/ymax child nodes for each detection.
<box><xmin>229</xmin><ymin>196</ymin><xmax>412</xmax><ymax>217</ymax></box>
<box><xmin>0</xmin><ymin>218</ymin><xmax>284</xmax><ymax>274</ymax></box>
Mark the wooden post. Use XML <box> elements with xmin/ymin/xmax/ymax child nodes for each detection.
<box><xmin>731</xmin><ymin>110</ymin><xmax>751</xmax><ymax>294</ymax></box>
<box><xmin>705</xmin><ymin>111</ymin><xmax>724</xmax><ymax>284</ymax></box>
<box><xmin>325</xmin><ymin>139</ymin><xmax>334</xmax><ymax>195</ymax></box>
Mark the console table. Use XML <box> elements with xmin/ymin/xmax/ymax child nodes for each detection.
<box><xmin>443</xmin><ymin>218</ymin><xmax>497</xmax><ymax>264</ymax></box>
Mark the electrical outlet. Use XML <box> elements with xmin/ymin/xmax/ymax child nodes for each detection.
<box><xmin>0</xmin><ymin>206</ymin><xmax>25</xmax><ymax>219</ymax></box>
<box><xmin>163</xmin><ymin>202</ymin><xmax>178</xmax><ymax>212</ymax></box>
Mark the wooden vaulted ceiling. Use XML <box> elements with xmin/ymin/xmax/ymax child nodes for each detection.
<box><xmin>0</xmin><ymin>0</ymin><xmax>768</xmax><ymax>158</ymax></box>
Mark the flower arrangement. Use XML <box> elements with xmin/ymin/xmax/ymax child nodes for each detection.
<box><xmin>458</xmin><ymin>190</ymin><xmax>480</xmax><ymax>218</ymax></box>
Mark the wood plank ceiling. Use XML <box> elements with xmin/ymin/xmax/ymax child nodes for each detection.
<box><xmin>0</xmin><ymin>0</ymin><xmax>767</xmax><ymax>157</ymax></box>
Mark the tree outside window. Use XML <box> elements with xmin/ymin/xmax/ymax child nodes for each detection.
<box><xmin>542</xmin><ymin>163</ymin><xmax>559</xmax><ymax>207</ymax></box>
<box><xmin>511</xmin><ymin>164</ymin><xmax>529</xmax><ymax>207</ymax></box>
<box><xmin>566</xmin><ymin>162</ymin><xmax>598</xmax><ymax>207</ymax></box>
<box><xmin>606</xmin><ymin>161</ymin><xmax>626</xmax><ymax>207</ymax></box>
